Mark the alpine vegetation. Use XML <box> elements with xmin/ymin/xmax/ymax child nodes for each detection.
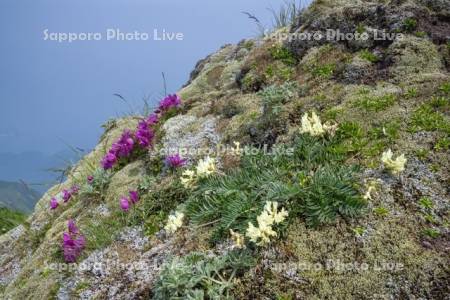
<box><xmin>2</xmin><ymin>0</ymin><xmax>449</xmax><ymax>298</ymax></box>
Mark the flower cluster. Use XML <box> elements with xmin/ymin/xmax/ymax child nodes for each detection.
<box><xmin>381</xmin><ymin>149</ymin><xmax>407</xmax><ymax>175</ymax></box>
<box><xmin>164</xmin><ymin>211</ymin><xmax>184</xmax><ymax>234</ymax></box>
<box><xmin>230</xmin><ymin>229</ymin><xmax>245</xmax><ymax>249</ymax></box>
<box><xmin>119</xmin><ymin>190</ymin><xmax>139</xmax><ymax>212</ymax></box>
<box><xmin>180</xmin><ymin>170</ymin><xmax>196</xmax><ymax>189</ymax></box>
<box><xmin>362</xmin><ymin>180</ymin><xmax>379</xmax><ymax>201</ymax></box>
<box><xmin>101</xmin><ymin>129</ymin><xmax>135</xmax><ymax>169</ymax></box>
<box><xmin>50</xmin><ymin>185</ymin><xmax>79</xmax><ymax>210</ymax></box>
<box><xmin>62</xmin><ymin>219</ymin><xmax>86</xmax><ymax>263</ymax></box>
<box><xmin>158</xmin><ymin>94</ymin><xmax>181</xmax><ymax>111</ymax></box>
<box><xmin>246</xmin><ymin>201</ymin><xmax>288</xmax><ymax>246</ymax></box>
<box><xmin>300</xmin><ymin>112</ymin><xmax>338</xmax><ymax>137</ymax></box>
<box><xmin>101</xmin><ymin>95</ymin><xmax>182</xmax><ymax>170</ymax></box>
<box><xmin>180</xmin><ymin>156</ymin><xmax>217</xmax><ymax>188</ymax></box>
<box><xmin>165</xmin><ymin>153</ymin><xmax>187</xmax><ymax>169</ymax></box>
<box><xmin>196</xmin><ymin>156</ymin><xmax>216</xmax><ymax>177</ymax></box>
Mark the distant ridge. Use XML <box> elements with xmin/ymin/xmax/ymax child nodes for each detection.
<box><xmin>0</xmin><ymin>180</ymin><xmax>40</xmax><ymax>214</ymax></box>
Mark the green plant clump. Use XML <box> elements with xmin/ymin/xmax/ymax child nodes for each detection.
<box><xmin>258</xmin><ymin>81</ymin><xmax>298</xmax><ymax>115</ymax></box>
<box><xmin>409</xmin><ymin>103</ymin><xmax>450</xmax><ymax>134</ymax></box>
<box><xmin>186</xmin><ymin>134</ymin><xmax>366</xmax><ymax>242</ymax></box>
<box><xmin>311</xmin><ymin>63</ymin><xmax>335</xmax><ymax>79</ymax></box>
<box><xmin>153</xmin><ymin>250</ymin><xmax>255</xmax><ymax>299</ymax></box>
<box><xmin>422</xmin><ymin>228</ymin><xmax>440</xmax><ymax>238</ymax></box>
<box><xmin>359</xmin><ymin>49</ymin><xmax>378</xmax><ymax>63</ymax></box>
<box><xmin>269</xmin><ymin>45</ymin><xmax>297</xmax><ymax>66</ymax></box>
<box><xmin>403</xmin><ymin>18</ymin><xmax>417</xmax><ymax>32</ymax></box>
<box><xmin>79</xmin><ymin>168</ymin><xmax>111</xmax><ymax>200</ymax></box>
<box><xmin>355</xmin><ymin>94</ymin><xmax>397</xmax><ymax>112</ymax></box>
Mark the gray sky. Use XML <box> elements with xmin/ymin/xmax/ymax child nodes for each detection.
<box><xmin>0</xmin><ymin>0</ymin><xmax>307</xmax><ymax>154</ymax></box>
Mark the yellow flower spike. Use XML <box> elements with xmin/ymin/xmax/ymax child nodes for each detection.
<box><xmin>196</xmin><ymin>156</ymin><xmax>216</xmax><ymax>178</ymax></box>
<box><xmin>180</xmin><ymin>169</ymin><xmax>196</xmax><ymax>189</ymax></box>
<box><xmin>164</xmin><ymin>211</ymin><xmax>184</xmax><ymax>234</ymax></box>
<box><xmin>300</xmin><ymin>111</ymin><xmax>337</xmax><ymax>137</ymax></box>
<box><xmin>381</xmin><ymin>149</ymin><xmax>407</xmax><ymax>175</ymax></box>
<box><xmin>230</xmin><ymin>229</ymin><xmax>246</xmax><ymax>249</ymax></box>
<box><xmin>245</xmin><ymin>201</ymin><xmax>288</xmax><ymax>246</ymax></box>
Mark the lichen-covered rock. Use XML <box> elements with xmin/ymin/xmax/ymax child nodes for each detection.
<box><xmin>161</xmin><ymin>114</ymin><xmax>220</xmax><ymax>161</ymax></box>
<box><xmin>387</xmin><ymin>35</ymin><xmax>444</xmax><ymax>82</ymax></box>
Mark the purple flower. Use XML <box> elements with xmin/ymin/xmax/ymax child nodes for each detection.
<box><xmin>50</xmin><ymin>197</ymin><xmax>59</xmax><ymax>210</ymax></box>
<box><xmin>62</xmin><ymin>189</ymin><xmax>71</xmax><ymax>202</ymax></box>
<box><xmin>62</xmin><ymin>220</ymin><xmax>85</xmax><ymax>263</ymax></box>
<box><xmin>158</xmin><ymin>94</ymin><xmax>181</xmax><ymax>111</ymax></box>
<box><xmin>165</xmin><ymin>154</ymin><xmax>187</xmax><ymax>168</ymax></box>
<box><xmin>101</xmin><ymin>152</ymin><xmax>117</xmax><ymax>170</ymax></box>
<box><xmin>87</xmin><ymin>175</ymin><xmax>94</xmax><ymax>183</ymax></box>
<box><xmin>73</xmin><ymin>235</ymin><xmax>86</xmax><ymax>250</ymax></box>
<box><xmin>111</xmin><ymin>130</ymin><xmax>135</xmax><ymax>158</ymax></box>
<box><xmin>63</xmin><ymin>232</ymin><xmax>73</xmax><ymax>245</ymax></box>
<box><xmin>70</xmin><ymin>185</ymin><xmax>80</xmax><ymax>195</ymax></box>
<box><xmin>129</xmin><ymin>190</ymin><xmax>139</xmax><ymax>204</ymax></box>
<box><xmin>68</xmin><ymin>219</ymin><xmax>79</xmax><ymax>234</ymax></box>
<box><xmin>135</xmin><ymin>121</ymin><xmax>155</xmax><ymax>148</ymax></box>
<box><xmin>120</xmin><ymin>197</ymin><xmax>130</xmax><ymax>212</ymax></box>
<box><xmin>146</xmin><ymin>113</ymin><xmax>159</xmax><ymax>126</ymax></box>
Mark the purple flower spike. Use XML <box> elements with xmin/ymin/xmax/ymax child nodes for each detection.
<box><xmin>62</xmin><ymin>220</ymin><xmax>85</xmax><ymax>263</ymax></box>
<box><xmin>120</xmin><ymin>197</ymin><xmax>130</xmax><ymax>212</ymax></box>
<box><xmin>70</xmin><ymin>185</ymin><xmax>80</xmax><ymax>194</ymax></box>
<box><xmin>158</xmin><ymin>94</ymin><xmax>181</xmax><ymax>111</ymax></box>
<box><xmin>101</xmin><ymin>152</ymin><xmax>117</xmax><ymax>170</ymax></box>
<box><xmin>50</xmin><ymin>197</ymin><xmax>59</xmax><ymax>210</ymax></box>
<box><xmin>62</xmin><ymin>189</ymin><xmax>72</xmax><ymax>202</ymax></box>
<box><xmin>129</xmin><ymin>190</ymin><xmax>139</xmax><ymax>204</ymax></box>
<box><xmin>87</xmin><ymin>175</ymin><xmax>94</xmax><ymax>183</ymax></box>
<box><xmin>165</xmin><ymin>154</ymin><xmax>187</xmax><ymax>168</ymax></box>
<box><xmin>135</xmin><ymin>121</ymin><xmax>155</xmax><ymax>148</ymax></box>
<box><xmin>146</xmin><ymin>113</ymin><xmax>159</xmax><ymax>126</ymax></box>
<box><xmin>74</xmin><ymin>235</ymin><xmax>86</xmax><ymax>249</ymax></box>
<box><xmin>111</xmin><ymin>130</ymin><xmax>135</xmax><ymax>158</ymax></box>
<box><xmin>68</xmin><ymin>219</ymin><xmax>79</xmax><ymax>234</ymax></box>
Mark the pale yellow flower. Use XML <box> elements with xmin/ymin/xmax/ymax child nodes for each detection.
<box><xmin>300</xmin><ymin>112</ymin><xmax>337</xmax><ymax>137</ymax></box>
<box><xmin>246</xmin><ymin>222</ymin><xmax>261</xmax><ymax>244</ymax></box>
<box><xmin>180</xmin><ymin>169</ymin><xmax>196</xmax><ymax>188</ymax></box>
<box><xmin>196</xmin><ymin>156</ymin><xmax>216</xmax><ymax>178</ymax></box>
<box><xmin>273</xmin><ymin>207</ymin><xmax>288</xmax><ymax>224</ymax></box>
<box><xmin>300</xmin><ymin>112</ymin><xmax>325</xmax><ymax>136</ymax></box>
<box><xmin>363</xmin><ymin>186</ymin><xmax>376</xmax><ymax>200</ymax></box>
<box><xmin>262</xmin><ymin>201</ymin><xmax>288</xmax><ymax>224</ymax></box>
<box><xmin>245</xmin><ymin>201</ymin><xmax>288</xmax><ymax>246</ymax></box>
<box><xmin>230</xmin><ymin>229</ymin><xmax>246</xmax><ymax>249</ymax></box>
<box><xmin>381</xmin><ymin>149</ymin><xmax>407</xmax><ymax>174</ymax></box>
<box><xmin>164</xmin><ymin>211</ymin><xmax>184</xmax><ymax>234</ymax></box>
<box><xmin>323</xmin><ymin>121</ymin><xmax>339</xmax><ymax>137</ymax></box>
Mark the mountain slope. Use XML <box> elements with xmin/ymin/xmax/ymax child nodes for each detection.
<box><xmin>0</xmin><ymin>0</ymin><xmax>449</xmax><ymax>299</ymax></box>
<box><xmin>0</xmin><ymin>181</ymin><xmax>40</xmax><ymax>213</ymax></box>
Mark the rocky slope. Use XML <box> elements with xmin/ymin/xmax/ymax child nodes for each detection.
<box><xmin>1</xmin><ymin>0</ymin><xmax>449</xmax><ymax>299</ymax></box>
